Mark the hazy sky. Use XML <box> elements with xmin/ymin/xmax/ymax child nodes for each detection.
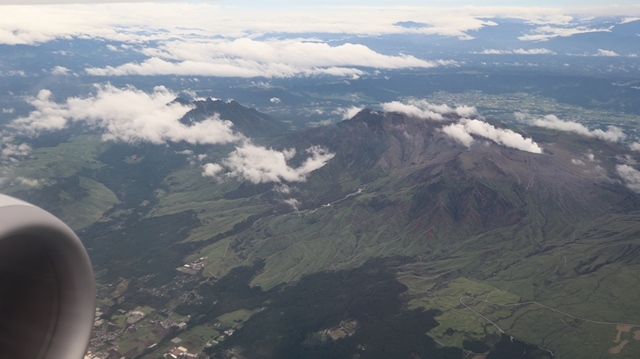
<box><xmin>0</xmin><ymin>0</ymin><xmax>637</xmax><ymax>7</ymax></box>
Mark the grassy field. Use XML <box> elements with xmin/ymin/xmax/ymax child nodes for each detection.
<box><xmin>4</xmin><ymin>135</ymin><xmax>118</xmax><ymax>228</ymax></box>
<box><xmin>192</xmin><ymin>237</ymin><xmax>239</xmax><ymax>278</ymax></box>
<box><xmin>217</xmin><ymin>308</ymin><xmax>262</xmax><ymax>329</ymax></box>
<box><xmin>400</xmin><ymin>276</ymin><xmax>517</xmax><ymax>347</ymax></box>
<box><xmin>394</xmin><ymin>219</ymin><xmax>640</xmax><ymax>358</ymax></box>
<box><xmin>59</xmin><ymin>176</ymin><xmax>118</xmax><ymax>229</ymax></box>
<box><xmin>175</xmin><ymin>325</ymin><xmax>220</xmax><ymax>354</ymax></box>
<box><xmin>150</xmin><ymin>167</ymin><xmax>270</xmax><ymax>242</ymax></box>
<box><xmin>12</xmin><ymin>134</ymin><xmax>106</xmax><ymax>180</ymax></box>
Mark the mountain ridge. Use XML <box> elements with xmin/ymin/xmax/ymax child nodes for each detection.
<box><xmin>180</xmin><ymin>97</ymin><xmax>289</xmax><ymax>137</ymax></box>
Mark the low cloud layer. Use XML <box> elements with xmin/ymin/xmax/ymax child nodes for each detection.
<box><xmin>517</xmin><ymin>24</ymin><xmax>613</xmax><ymax>41</ymax></box>
<box><xmin>516</xmin><ymin>113</ymin><xmax>626</xmax><ymax>142</ymax></box>
<box><xmin>595</xmin><ymin>49</ymin><xmax>619</xmax><ymax>57</ymax></box>
<box><xmin>333</xmin><ymin>106</ymin><xmax>365</xmax><ymax>121</ymax></box>
<box><xmin>442</xmin><ymin>118</ymin><xmax>542</xmax><ymax>153</ymax></box>
<box><xmin>11</xmin><ymin>84</ymin><xmax>242</xmax><ymax>144</ymax></box>
<box><xmin>0</xmin><ymin>4</ymin><xmax>604</xmax><ymax>46</ymax></box>
<box><xmin>0</xmin><ymin>3</ymin><xmax>637</xmax><ymax>80</ymax></box>
<box><xmin>380</xmin><ymin>99</ymin><xmax>539</xmax><ymax>153</ymax></box>
<box><xmin>11</xmin><ymin>84</ymin><xmax>334</xmax><ymax>184</ymax></box>
<box><xmin>477</xmin><ymin>48</ymin><xmax>555</xmax><ymax>55</ymax></box>
<box><xmin>1</xmin><ymin>142</ymin><xmax>31</xmax><ymax>164</ymax></box>
<box><xmin>616</xmin><ymin>164</ymin><xmax>640</xmax><ymax>193</ymax></box>
<box><xmin>203</xmin><ymin>145</ymin><xmax>334</xmax><ymax>184</ymax></box>
<box><xmin>0</xmin><ymin>138</ymin><xmax>41</xmax><ymax>189</ymax></box>
<box><xmin>86</xmin><ymin>39</ymin><xmax>453</xmax><ymax>78</ymax></box>
<box><xmin>381</xmin><ymin>99</ymin><xmax>476</xmax><ymax>120</ymax></box>
<box><xmin>51</xmin><ymin>66</ymin><xmax>71</xmax><ymax>75</ymax></box>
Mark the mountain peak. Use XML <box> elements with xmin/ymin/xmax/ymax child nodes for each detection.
<box><xmin>181</xmin><ymin>98</ymin><xmax>288</xmax><ymax>137</ymax></box>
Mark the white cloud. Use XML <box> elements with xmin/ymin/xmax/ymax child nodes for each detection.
<box><xmin>381</xmin><ymin>99</ymin><xmax>477</xmax><ymax>120</ymax></box>
<box><xmin>0</xmin><ymin>4</ymin><xmax>159</xmax><ymax>45</ymax></box>
<box><xmin>0</xmin><ymin>3</ymin><xmax>636</xmax><ymax>48</ymax></box>
<box><xmin>2</xmin><ymin>142</ymin><xmax>31</xmax><ymax>158</ymax></box>
<box><xmin>248</xmin><ymin>81</ymin><xmax>273</xmax><ymax>89</ymax></box>
<box><xmin>176</xmin><ymin>149</ymin><xmax>194</xmax><ymax>156</ymax></box>
<box><xmin>2</xmin><ymin>108</ymin><xmax>15</xmax><ymax>114</ymax></box>
<box><xmin>3</xmin><ymin>70</ymin><xmax>26</xmax><ymax>77</ymax></box>
<box><xmin>518</xmin><ymin>24</ymin><xmax>612</xmax><ymax>41</ymax></box>
<box><xmin>283</xmin><ymin>198</ymin><xmax>301</xmax><ymax>211</ymax></box>
<box><xmin>479</xmin><ymin>49</ymin><xmax>504</xmax><ymax>55</ymax></box>
<box><xmin>381</xmin><ymin>101</ymin><xmax>444</xmax><ymax>121</ymax></box>
<box><xmin>442</xmin><ymin>123</ymin><xmax>474</xmax><ymax>147</ymax></box>
<box><xmin>216</xmin><ymin>144</ymin><xmax>334</xmax><ymax>184</ymax></box>
<box><xmin>571</xmin><ymin>159</ymin><xmax>585</xmax><ymax>165</ymax></box>
<box><xmin>477</xmin><ymin>48</ymin><xmax>555</xmax><ymax>55</ymax></box>
<box><xmin>137</xmin><ymin>39</ymin><xmax>444</xmax><ymax>68</ymax></box>
<box><xmin>201</xmin><ymin>162</ymin><xmax>223</xmax><ymax>178</ymax></box>
<box><xmin>595</xmin><ymin>49</ymin><xmax>619</xmax><ymax>57</ymax></box>
<box><xmin>616</xmin><ymin>164</ymin><xmax>640</xmax><ymax>193</ymax></box>
<box><xmin>454</xmin><ymin>105</ymin><xmax>477</xmax><ymax>118</ymax></box>
<box><xmin>512</xmin><ymin>48</ymin><xmax>555</xmax><ymax>55</ymax></box>
<box><xmin>86</xmin><ymin>39</ymin><xmax>452</xmax><ymax>78</ymax></box>
<box><xmin>85</xmin><ymin>56</ymin><xmax>369</xmax><ymax>79</ymax></box>
<box><xmin>180</xmin><ymin>89</ymin><xmax>207</xmax><ymax>102</ymax></box>
<box><xmin>516</xmin><ymin>113</ymin><xmax>626</xmax><ymax>142</ymax></box>
<box><xmin>51</xmin><ymin>66</ymin><xmax>71</xmax><ymax>75</ymax></box>
<box><xmin>630</xmin><ymin>142</ymin><xmax>640</xmax><ymax>151</ymax></box>
<box><xmin>307</xmin><ymin>119</ymin><xmax>334</xmax><ymax>127</ymax></box>
<box><xmin>11</xmin><ymin>89</ymin><xmax>69</xmax><ymax>134</ymax></box>
<box><xmin>10</xmin><ymin>84</ymin><xmax>243</xmax><ymax>145</ymax></box>
<box><xmin>274</xmin><ymin>184</ymin><xmax>293</xmax><ymax>195</ymax></box>
<box><xmin>0</xmin><ymin>166</ymin><xmax>43</xmax><ymax>190</ymax></box>
<box><xmin>0</xmin><ymin>4</ymin><xmax>579</xmax><ymax>46</ymax></box>
<box><xmin>14</xmin><ymin>176</ymin><xmax>41</xmax><ymax>188</ymax></box>
<box><xmin>11</xmin><ymin>84</ymin><xmax>335</xmax><ymax>184</ymax></box>
<box><xmin>380</xmin><ymin>100</ymin><xmax>537</xmax><ymax>153</ymax></box>
<box><xmin>333</xmin><ymin>106</ymin><xmax>364</xmax><ymax>120</ymax></box>
<box><xmin>270</xmin><ymin>97</ymin><xmax>281</xmax><ymax>104</ymax></box>
<box><xmin>1</xmin><ymin>142</ymin><xmax>31</xmax><ymax>164</ymax></box>
<box><xmin>464</xmin><ymin>119</ymin><xmax>541</xmax><ymax>153</ymax></box>
<box><xmin>442</xmin><ymin>118</ymin><xmax>542</xmax><ymax>153</ymax></box>
<box><xmin>0</xmin><ymin>3</ymin><xmax>637</xmax><ymax>82</ymax></box>
<box><xmin>621</xmin><ymin>17</ymin><xmax>640</xmax><ymax>24</ymax></box>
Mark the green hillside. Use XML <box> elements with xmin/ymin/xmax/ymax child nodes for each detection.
<box><xmin>6</xmin><ymin>103</ymin><xmax>640</xmax><ymax>358</ymax></box>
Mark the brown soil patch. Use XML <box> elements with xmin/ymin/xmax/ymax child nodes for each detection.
<box><xmin>617</xmin><ymin>324</ymin><xmax>633</xmax><ymax>332</ymax></box>
<box><xmin>111</xmin><ymin>279</ymin><xmax>129</xmax><ymax>298</ymax></box>
<box><xmin>634</xmin><ymin>330</ymin><xmax>640</xmax><ymax>341</ymax></box>
<box><xmin>614</xmin><ymin>324</ymin><xmax>634</xmax><ymax>343</ymax></box>
<box><xmin>609</xmin><ymin>339</ymin><xmax>630</xmax><ymax>354</ymax></box>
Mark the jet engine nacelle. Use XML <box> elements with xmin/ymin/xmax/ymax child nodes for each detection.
<box><xmin>0</xmin><ymin>194</ymin><xmax>95</xmax><ymax>359</ymax></box>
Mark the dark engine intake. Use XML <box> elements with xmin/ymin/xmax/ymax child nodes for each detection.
<box><xmin>0</xmin><ymin>194</ymin><xmax>95</xmax><ymax>359</ymax></box>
